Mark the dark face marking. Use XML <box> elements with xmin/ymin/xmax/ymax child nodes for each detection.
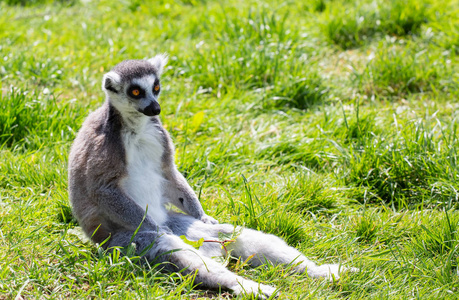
<box><xmin>179</xmin><ymin>197</ymin><xmax>184</xmax><ymax>205</ymax></box>
<box><xmin>153</xmin><ymin>78</ymin><xmax>160</xmax><ymax>95</ymax></box>
<box><xmin>127</xmin><ymin>85</ymin><xmax>145</xmax><ymax>100</ymax></box>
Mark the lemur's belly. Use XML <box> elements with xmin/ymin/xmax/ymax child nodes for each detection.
<box><xmin>120</xmin><ymin>126</ymin><xmax>167</xmax><ymax>225</ymax></box>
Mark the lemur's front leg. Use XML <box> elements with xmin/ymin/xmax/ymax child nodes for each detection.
<box><xmin>159</xmin><ymin>123</ymin><xmax>218</xmax><ymax>224</ymax></box>
<box><xmin>163</xmin><ymin>171</ymin><xmax>218</xmax><ymax>224</ymax></box>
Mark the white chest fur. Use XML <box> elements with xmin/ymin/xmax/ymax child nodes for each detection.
<box><xmin>120</xmin><ymin>119</ymin><xmax>168</xmax><ymax>225</ymax></box>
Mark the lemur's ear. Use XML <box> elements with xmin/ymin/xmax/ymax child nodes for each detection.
<box><xmin>102</xmin><ymin>71</ymin><xmax>121</xmax><ymax>94</ymax></box>
<box><xmin>148</xmin><ymin>53</ymin><xmax>168</xmax><ymax>76</ymax></box>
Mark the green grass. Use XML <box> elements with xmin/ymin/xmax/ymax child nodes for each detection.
<box><xmin>322</xmin><ymin>0</ymin><xmax>432</xmax><ymax>49</ymax></box>
<box><xmin>354</xmin><ymin>43</ymin><xmax>455</xmax><ymax>97</ymax></box>
<box><xmin>0</xmin><ymin>88</ymin><xmax>83</xmax><ymax>150</ymax></box>
<box><xmin>0</xmin><ymin>0</ymin><xmax>458</xmax><ymax>298</ymax></box>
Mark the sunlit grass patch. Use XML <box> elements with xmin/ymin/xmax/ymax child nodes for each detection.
<box><xmin>322</xmin><ymin>0</ymin><xmax>431</xmax><ymax>49</ymax></box>
<box><xmin>185</xmin><ymin>10</ymin><xmax>299</xmax><ymax>89</ymax></box>
<box><xmin>344</xmin><ymin>114</ymin><xmax>459</xmax><ymax>208</ymax></box>
<box><xmin>283</xmin><ymin>175</ymin><xmax>342</xmax><ymax>214</ymax></box>
<box><xmin>267</xmin><ymin>70</ymin><xmax>329</xmax><ymax>110</ymax></box>
<box><xmin>340</xmin><ymin>109</ymin><xmax>380</xmax><ymax>145</ymax></box>
<box><xmin>0</xmin><ymin>52</ymin><xmax>66</xmax><ymax>87</ymax></box>
<box><xmin>0</xmin><ymin>88</ymin><xmax>83</xmax><ymax>150</ymax></box>
<box><xmin>412</xmin><ymin>210</ymin><xmax>459</xmax><ymax>258</ymax></box>
<box><xmin>180</xmin><ymin>9</ymin><xmax>330</xmax><ymax>110</ymax></box>
<box><xmin>355</xmin><ymin>44</ymin><xmax>453</xmax><ymax>97</ymax></box>
<box><xmin>352</xmin><ymin>212</ymin><xmax>380</xmax><ymax>243</ymax></box>
<box><xmin>322</xmin><ymin>2</ymin><xmax>380</xmax><ymax>49</ymax></box>
<box><xmin>378</xmin><ymin>0</ymin><xmax>430</xmax><ymax>37</ymax></box>
<box><xmin>256</xmin><ymin>135</ymin><xmax>336</xmax><ymax>169</ymax></box>
<box><xmin>349</xmin><ymin>209</ymin><xmax>416</xmax><ymax>245</ymax></box>
<box><xmin>0</xmin><ymin>149</ymin><xmax>68</xmax><ymax>190</ymax></box>
<box><xmin>429</xmin><ymin>15</ymin><xmax>459</xmax><ymax>54</ymax></box>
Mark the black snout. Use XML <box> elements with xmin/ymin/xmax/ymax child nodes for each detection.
<box><xmin>141</xmin><ymin>101</ymin><xmax>161</xmax><ymax>116</ymax></box>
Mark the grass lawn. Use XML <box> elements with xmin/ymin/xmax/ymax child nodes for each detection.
<box><xmin>1</xmin><ymin>0</ymin><xmax>459</xmax><ymax>298</ymax></box>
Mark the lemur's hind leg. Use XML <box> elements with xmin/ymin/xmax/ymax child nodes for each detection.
<box><xmin>178</xmin><ymin>218</ymin><xmax>344</xmax><ymax>280</ymax></box>
<box><xmin>105</xmin><ymin>230</ymin><xmax>276</xmax><ymax>299</ymax></box>
<box><xmin>227</xmin><ymin>228</ymin><xmax>343</xmax><ymax>279</ymax></box>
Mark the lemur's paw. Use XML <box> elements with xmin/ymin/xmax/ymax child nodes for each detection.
<box><xmin>200</xmin><ymin>214</ymin><xmax>219</xmax><ymax>224</ymax></box>
<box><xmin>231</xmin><ymin>280</ymin><xmax>277</xmax><ymax>299</ymax></box>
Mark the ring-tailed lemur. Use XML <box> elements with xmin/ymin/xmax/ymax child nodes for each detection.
<box><xmin>68</xmin><ymin>55</ymin><xmax>348</xmax><ymax>299</ymax></box>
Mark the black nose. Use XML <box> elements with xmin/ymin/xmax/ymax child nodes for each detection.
<box><xmin>141</xmin><ymin>101</ymin><xmax>161</xmax><ymax>116</ymax></box>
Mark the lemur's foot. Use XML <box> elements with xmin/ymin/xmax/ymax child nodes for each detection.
<box><xmin>230</xmin><ymin>279</ymin><xmax>277</xmax><ymax>299</ymax></box>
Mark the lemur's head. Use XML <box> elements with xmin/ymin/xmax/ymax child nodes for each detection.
<box><xmin>102</xmin><ymin>54</ymin><xmax>168</xmax><ymax>117</ymax></box>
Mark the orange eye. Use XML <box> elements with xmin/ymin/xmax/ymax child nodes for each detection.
<box><xmin>154</xmin><ymin>85</ymin><xmax>160</xmax><ymax>92</ymax></box>
<box><xmin>132</xmin><ymin>89</ymin><xmax>140</xmax><ymax>96</ymax></box>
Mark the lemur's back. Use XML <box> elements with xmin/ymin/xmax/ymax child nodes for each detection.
<box><xmin>68</xmin><ymin>102</ymin><xmax>127</xmax><ymax>243</ymax></box>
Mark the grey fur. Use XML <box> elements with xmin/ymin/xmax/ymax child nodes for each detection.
<box><xmin>112</xmin><ymin>59</ymin><xmax>159</xmax><ymax>83</ymax></box>
<box><xmin>68</xmin><ymin>58</ymin><xmax>352</xmax><ymax>299</ymax></box>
